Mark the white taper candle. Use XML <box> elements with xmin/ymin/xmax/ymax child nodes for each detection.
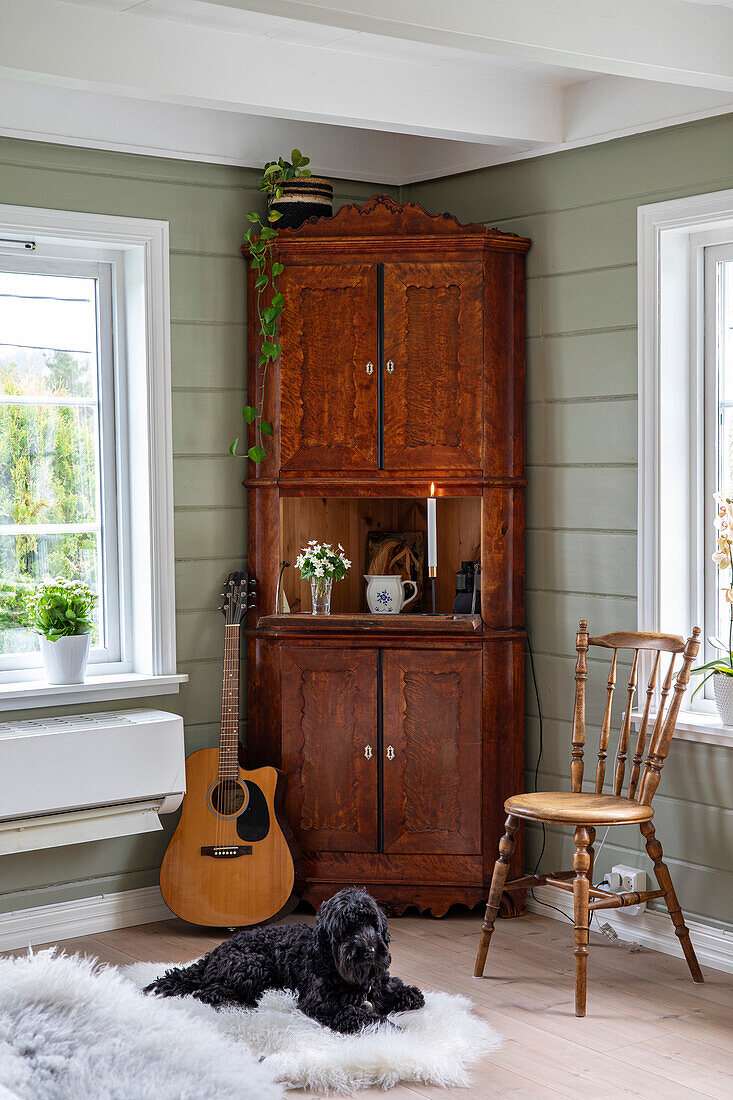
<box><xmin>427</xmin><ymin>483</ymin><xmax>437</xmax><ymax>576</ymax></box>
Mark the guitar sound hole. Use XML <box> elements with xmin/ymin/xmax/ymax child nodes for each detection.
<box><xmin>210</xmin><ymin>780</ymin><xmax>246</xmax><ymax>816</ymax></box>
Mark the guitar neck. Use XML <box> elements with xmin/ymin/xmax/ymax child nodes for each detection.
<box><xmin>219</xmin><ymin>622</ymin><xmax>241</xmax><ymax>778</ymax></box>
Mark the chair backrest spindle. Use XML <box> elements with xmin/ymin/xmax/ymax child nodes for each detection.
<box><xmin>628</xmin><ymin>649</ymin><xmax>660</xmax><ymax>800</ymax></box>
<box><xmin>637</xmin><ymin>628</ymin><xmax>701</xmax><ymax>805</ymax></box>
<box><xmin>595</xmin><ymin>648</ymin><xmax>617</xmax><ymax>794</ymax></box>
<box><xmin>571</xmin><ymin>621</ymin><xmax>589</xmax><ymax>793</ymax></box>
<box><xmin>613</xmin><ymin>649</ymin><xmax>639</xmax><ymax>796</ymax></box>
<box><xmin>569</xmin><ymin>623</ymin><xmax>700</xmax><ymax>805</ymax></box>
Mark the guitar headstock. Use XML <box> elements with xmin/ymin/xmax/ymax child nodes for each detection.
<box><xmin>219</xmin><ymin>571</ymin><xmax>252</xmax><ymax>624</ymax></box>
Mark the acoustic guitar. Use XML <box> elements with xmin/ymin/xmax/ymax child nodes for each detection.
<box><xmin>160</xmin><ymin>571</ymin><xmax>300</xmax><ymax>927</ymax></box>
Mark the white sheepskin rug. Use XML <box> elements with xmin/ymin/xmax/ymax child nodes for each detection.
<box><xmin>126</xmin><ymin>959</ymin><xmax>503</xmax><ymax>1093</ymax></box>
<box><xmin>0</xmin><ymin>949</ymin><xmax>282</xmax><ymax>1100</ymax></box>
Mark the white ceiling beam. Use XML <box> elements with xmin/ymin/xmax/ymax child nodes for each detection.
<box><xmin>0</xmin><ymin>0</ymin><xmax>563</xmax><ymax>146</ymax></box>
<box><xmin>213</xmin><ymin>0</ymin><xmax>733</xmax><ymax>93</ymax></box>
<box><xmin>0</xmin><ymin>75</ymin><xmax>412</xmax><ymax>184</ymax></box>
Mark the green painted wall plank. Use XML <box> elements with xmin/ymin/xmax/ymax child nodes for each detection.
<box><xmin>527</xmin><ymin>329</ymin><xmax>637</xmax><ymax>403</ymax></box>
<box><xmin>172</xmin><ymin>390</ymin><xmax>245</xmax><ymax>456</ymax></box>
<box><xmin>174</xmin><ymin>507</ymin><xmax>245</xmax><ymax>560</ymax></box>
<box><xmin>171</xmin><ymin>323</ymin><xmax>245</xmax><ymax>390</ymax></box>
<box><xmin>173</xmin><ymin>456</ymin><xmax>247</xmax><ymax>507</ymax></box>
<box><xmin>526</xmin><ymin>531</ymin><xmax>636</xmax><ymax>596</ymax></box>
<box><xmin>527</xmin><ymin>398</ymin><xmax>637</xmax><ymax>466</ymax></box>
<box><xmin>528</xmin><ymin>467</ymin><xmax>637</xmax><ymax>530</ymax></box>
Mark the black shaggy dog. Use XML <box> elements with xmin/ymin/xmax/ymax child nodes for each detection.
<box><xmin>144</xmin><ymin>887</ymin><xmax>424</xmax><ymax>1034</ymax></box>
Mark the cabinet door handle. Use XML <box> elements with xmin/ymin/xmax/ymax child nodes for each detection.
<box><xmin>386</xmin><ymin>359</ymin><xmax>395</xmax><ymax>375</ymax></box>
<box><xmin>386</xmin><ymin>745</ymin><xmax>395</xmax><ymax>760</ymax></box>
<box><xmin>364</xmin><ymin>745</ymin><xmax>373</xmax><ymax>759</ymax></box>
<box><xmin>366</xmin><ymin>361</ymin><xmax>374</xmax><ymax>376</ymax></box>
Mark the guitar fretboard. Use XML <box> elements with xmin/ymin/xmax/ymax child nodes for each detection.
<box><xmin>219</xmin><ymin>622</ymin><xmax>240</xmax><ymax>778</ymax></box>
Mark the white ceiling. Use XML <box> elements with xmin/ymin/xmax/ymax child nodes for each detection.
<box><xmin>0</xmin><ymin>0</ymin><xmax>732</xmax><ymax>183</ymax></box>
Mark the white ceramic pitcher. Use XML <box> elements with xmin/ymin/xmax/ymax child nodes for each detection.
<box><xmin>364</xmin><ymin>574</ymin><xmax>418</xmax><ymax>614</ymax></box>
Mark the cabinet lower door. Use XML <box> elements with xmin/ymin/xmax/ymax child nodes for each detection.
<box><xmin>279</xmin><ymin>263</ymin><xmax>378</xmax><ymax>472</ymax></box>
<box><xmin>382</xmin><ymin>648</ymin><xmax>482</xmax><ymax>855</ymax></box>
<box><xmin>383</xmin><ymin>261</ymin><xmax>483</xmax><ymax>472</ymax></box>
<box><xmin>280</xmin><ymin>646</ymin><xmax>378</xmax><ymax>852</ymax></box>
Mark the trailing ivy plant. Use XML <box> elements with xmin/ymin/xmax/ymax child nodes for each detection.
<box><xmin>230</xmin><ymin>149</ymin><xmax>311</xmax><ymax>464</ymax></box>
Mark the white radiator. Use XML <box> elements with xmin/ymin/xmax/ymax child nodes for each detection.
<box><xmin>0</xmin><ymin>709</ymin><xmax>185</xmax><ymax>854</ymax></box>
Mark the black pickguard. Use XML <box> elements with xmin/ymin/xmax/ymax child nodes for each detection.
<box><xmin>236</xmin><ymin>781</ymin><xmax>270</xmax><ymax>842</ymax></box>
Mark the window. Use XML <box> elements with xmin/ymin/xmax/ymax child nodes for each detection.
<box><xmin>639</xmin><ymin>189</ymin><xmax>733</xmax><ymax>732</ymax></box>
<box><xmin>0</xmin><ymin>254</ymin><xmax>122</xmax><ymax>670</ymax></box>
<box><xmin>705</xmin><ymin>245</ymin><xmax>733</xmax><ymax>656</ymax></box>
<box><xmin>0</xmin><ymin>204</ymin><xmax>184</xmax><ymax>707</ymax></box>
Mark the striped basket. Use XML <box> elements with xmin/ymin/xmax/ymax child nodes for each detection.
<box><xmin>269</xmin><ymin>176</ymin><xmax>333</xmax><ymax>229</ymax></box>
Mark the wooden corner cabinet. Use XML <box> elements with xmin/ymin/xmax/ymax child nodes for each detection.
<box><xmin>244</xmin><ymin>195</ymin><xmax>530</xmax><ymax>917</ymax></box>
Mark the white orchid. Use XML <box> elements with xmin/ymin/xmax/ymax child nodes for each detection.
<box><xmin>713</xmin><ymin>548</ymin><xmax>731</xmax><ymax>569</ymax></box>
<box><xmin>694</xmin><ymin>490</ymin><xmax>733</xmax><ymax>694</ymax></box>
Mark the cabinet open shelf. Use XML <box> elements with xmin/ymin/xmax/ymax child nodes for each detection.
<box><xmin>257</xmin><ymin>613</ymin><xmax>483</xmax><ymax>633</ymax></box>
<box><xmin>279</xmin><ymin>495</ymin><xmax>481</xmax><ymax>615</ymax></box>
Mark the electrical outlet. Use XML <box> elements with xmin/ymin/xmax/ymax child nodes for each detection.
<box><xmin>611</xmin><ymin>864</ymin><xmax>647</xmax><ymax>916</ymax></box>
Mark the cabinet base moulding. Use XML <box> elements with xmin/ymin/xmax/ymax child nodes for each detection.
<box><xmin>301</xmin><ymin>883</ymin><xmax>524</xmax><ymax>919</ymax></box>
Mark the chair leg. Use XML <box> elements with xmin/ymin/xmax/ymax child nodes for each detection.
<box><xmin>640</xmin><ymin>820</ymin><xmax>703</xmax><ymax>984</ymax></box>
<box><xmin>474</xmin><ymin>815</ymin><xmax>518</xmax><ymax>978</ymax></box>
<box><xmin>586</xmin><ymin>826</ymin><xmax>596</xmax><ymax>887</ymax></box>
<box><xmin>572</xmin><ymin>825</ymin><xmax>592</xmax><ymax>1017</ymax></box>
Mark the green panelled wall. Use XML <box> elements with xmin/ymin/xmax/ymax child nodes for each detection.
<box><xmin>4</xmin><ymin>116</ymin><xmax>733</xmax><ymax>934</ymax></box>
<box><xmin>0</xmin><ymin>137</ymin><xmax>384</xmax><ymax>915</ymax></box>
<box><xmin>406</xmin><ymin>113</ymin><xmax>733</xmax><ymax>933</ymax></box>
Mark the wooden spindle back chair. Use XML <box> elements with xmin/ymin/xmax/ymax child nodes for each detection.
<box><xmin>474</xmin><ymin>621</ymin><xmax>703</xmax><ymax>1017</ymax></box>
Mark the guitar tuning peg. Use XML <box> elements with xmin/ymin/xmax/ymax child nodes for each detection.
<box><xmin>249</xmin><ymin>578</ymin><xmax>257</xmax><ymax>588</ymax></box>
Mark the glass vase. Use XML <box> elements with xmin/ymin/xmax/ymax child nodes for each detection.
<box><xmin>311</xmin><ymin>576</ymin><xmax>333</xmax><ymax>615</ymax></box>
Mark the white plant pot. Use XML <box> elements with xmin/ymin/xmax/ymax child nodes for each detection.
<box><xmin>713</xmin><ymin>672</ymin><xmax>733</xmax><ymax>726</ymax></box>
<box><xmin>40</xmin><ymin>633</ymin><xmax>90</xmax><ymax>685</ymax></box>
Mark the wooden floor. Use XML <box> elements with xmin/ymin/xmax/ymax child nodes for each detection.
<box><xmin>6</xmin><ymin>908</ymin><xmax>733</xmax><ymax>1099</ymax></box>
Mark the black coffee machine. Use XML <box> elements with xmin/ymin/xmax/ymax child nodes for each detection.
<box><xmin>453</xmin><ymin>560</ymin><xmax>481</xmax><ymax>614</ymax></box>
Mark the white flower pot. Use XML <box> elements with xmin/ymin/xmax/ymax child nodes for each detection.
<box><xmin>41</xmin><ymin>633</ymin><xmax>90</xmax><ymax>685</ymax></box>
<box><xmin>713</xmin><ymin>672</ymin><xmax>733</xmax><ymax>725</ymax></box>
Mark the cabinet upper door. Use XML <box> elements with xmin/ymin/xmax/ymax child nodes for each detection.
<box><xmin>383</xmin><ymin>261</ymin><xmax>483</xmax><ymax>472</ymax></box>
<box><xmin>382</xmin><ymin>648</ymin><xmax>482</xmax><ymax>855</ymax></box>
<box><xmin>279</xmin><ymin>263</ymin><xmax>378</xmax><ymax>472</ymax></box>
<box><xmin>280</xmin><ymin>646</ymin><xmax>377</xmax><ymax>852</ymax></box>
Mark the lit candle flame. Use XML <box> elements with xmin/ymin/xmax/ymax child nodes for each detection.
<box><xmin>430</xmin><ymin>482</ymin><xmax>435</xmax><ymax>497</ymax></box>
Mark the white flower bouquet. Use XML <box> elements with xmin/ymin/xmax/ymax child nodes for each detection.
<box><xmin>295</xmin><ymin>541</ymin><xmax>351</xmax><ymax>614</ymax></box>
<box><xmin>691</xmin><ymin>490</ymin><xmax>733</xmax><ymax>695</ymax></box>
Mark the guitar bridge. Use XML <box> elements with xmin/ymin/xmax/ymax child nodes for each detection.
<box><xmin>201</xmin><ymin>845</ymin><xmax>253</xmax><ymax>858</ymax></box>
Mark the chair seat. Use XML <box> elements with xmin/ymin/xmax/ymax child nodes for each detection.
<box><xmin>505</xmin><ymin>791</ymin><xmax>655</xmax><ymax>825</ymax></box>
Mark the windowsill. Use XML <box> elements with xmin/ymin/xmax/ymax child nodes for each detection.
<box><xmin>0</xmin><ymin>672</ymin><xmax>188</xmax><ymax>713</ymax></box>
<box><xmin>631</xmin><ymin>708</ymin><xmax>733</xmax><ymax>749</ymax></box>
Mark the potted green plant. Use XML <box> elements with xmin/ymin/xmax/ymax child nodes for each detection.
<box><xmin>691</xmin><ymin>490</ymin><xmax>733</xmax><ymax>722</ymax></box>
<box><xmin>262</xmin><ymin>150</ymin><xmax>332</xmax><ymax>229</ymax></box>
<box><xmin>295</xmin><ymin>541</ymin><xmax>351</xmax><ymax>615</ymax></box>
<box><xmin>24</xmin><ymin>578</ymin><xmax>97</xmax><ymax>685</ymax></box>
<box><xmin>231</xmin><ymin>150</ymin><xmax>332</xmax><ymax>466</ymax></box>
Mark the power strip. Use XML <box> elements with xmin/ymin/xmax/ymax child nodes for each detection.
<box><xmin>597</xmin><ymin>865</ymin><xmax>647</xmax><ymax>917</ymax></box>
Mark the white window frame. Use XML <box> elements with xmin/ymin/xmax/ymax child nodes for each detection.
<box><xmin>638</xmin><ymin>188</ymin><xmax>733</xmax><ymax>746</ymax></box>
<box><xmin>0</xmin><ymin>251</ymin><xmax>125</xmax><ymax>672</ymax></box>
<box><xmin>0</xmin><ymin>204</ymin><xmax>186</xmax><ymax>709</ymax></box>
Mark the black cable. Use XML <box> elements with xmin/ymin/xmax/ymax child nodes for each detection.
<box><xmin>526</xmin><ymin>632</ymin><xmax>574</xmax><ymax>925</ymax></box>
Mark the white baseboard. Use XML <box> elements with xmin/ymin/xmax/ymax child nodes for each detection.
<box><xmin>527</xmin><ymin>885</ymin><xmax>733</xmax><ymax>976</ymax></box>
<box><xmin>0</xmin><ymin>886</ymin><xmax>173</xmax><ymax>953</ymax></box>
